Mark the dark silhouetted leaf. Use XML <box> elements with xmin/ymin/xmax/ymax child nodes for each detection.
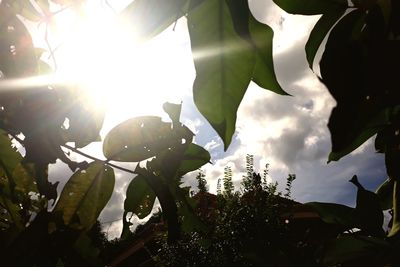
<box><xmin>389</xmin><ymin>181</ymin><xmax>400</xmax><ymax>238</ymax></box>
<box><xmin>54</xmin><ymin>161</ymin><xmax>115</xmax><ymax>230</ymax></box>
<box><xmin>305</xmin><ymin>6</ymin><xmax>346</xmax><ymax>69</ymax></box>
<box><xmin>375</xmin><ymin>177</ymin><xmax>394</xmax><ymax>210</ymax></box>
<box><xmin>124</xmin><ymin>175</ymin><xmax>156</xmax><ymax>219</ymax></box>
<box><xmin>350</xmin><ymin>175</ymin><xmax>384</xmax><ymax>237</ymax></box>
<box><xmin>187</xmin><ymin>0</ymin><xmax>255</xmax><ymax>149</ymax></box>
<box><xmin>273</xmin><ymin>0</ymin><xmax>348</xmax><ymax>15</ymax></box>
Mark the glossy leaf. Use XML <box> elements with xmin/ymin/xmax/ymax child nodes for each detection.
<box><xmin>103</xmin><ymin>116</ymin><xmax>182</xmax><ymax>162</ymax></box>
<box><xmin>226</xmin><ymin>0</ymin><xmax>288</xmax><ymax>95</ymax></box>
<box><xmin>188</xmin><ymin>0</ymin><xmax>255</xmax><ymax>149</ymax></box>
<box><xmin>124</xmin><ymin>175</ymin><xmax>156</xmax><ymax>219</ymax></box>
<box><xmin>54</xmin><ymin>162</ymin><xmax>115</xmax><ymax>230</ymax></box>
<box><xmin>177</xmin><ymin>143</ymin><xmax>211</xmax><ymax>176</ymax></box>
<box><xmin>306</xmin><ymin>202</ymin><xmax>356</xmax><ymax>227</ymax></box>
<box><xmin>305</xmin><ymin>6</ymin><xmax>347</xmax><ymax>69</ymax></box>
<box><xmin>273</xmin><ymin>0</ymin><xmax>348</xmax><ymax>15</ymax></box>
<box><xmin>375</xmin><ymin>178</ymin><xmax>394</xmax><ymax>210</ymax></box>
<box><xmin>120</xmin><ymin>0</ymin><xmax>188</xmax><ymax>41</ymax></box>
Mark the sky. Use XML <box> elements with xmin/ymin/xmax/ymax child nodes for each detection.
<box><xmin>31</xmin><ymin>0</ymin><xmax>389</xmax><ymax>239</ymax></box>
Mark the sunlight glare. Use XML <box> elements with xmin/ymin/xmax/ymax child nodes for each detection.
<box><xmin>55</xmin><ymin>4</ymin><xmax>194</xmax><ymax>130</ymax></box>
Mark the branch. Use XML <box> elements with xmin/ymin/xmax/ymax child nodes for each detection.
<box><xmin>8</xmin><ymin>132</ymin><xmax>135</xmax><ymax>175</ymax></box>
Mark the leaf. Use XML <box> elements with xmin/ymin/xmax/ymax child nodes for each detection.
<box><xmin>15</xmin><ymin>0</ymin><xmax>43</xmax><ymax>22</ymax></box>
<box><xmin>0</xmin><ymin>130</ymin><xmax>22</xmax><ymax>179</ymax></box>
<box><xmin>389</xmin><ymin>180</ymin><xmax>400</xmax><ymax>238</ymax></box>
<box><xmin>350</xmin><ymin>175</ymin><xmax>384</xmax><ymax>237</ymax></box>
<box><xmin>375</xmin><ymin>178</ymin><xmax>394</xmax><ymax>210</ymax></box>
<box><xmin>187</xmin><ymin>0</ymin><xmax>255</xmax><ymax>150</ymax></box>
<box><xmin>322</xmin><ymin>235</ymin><xmax>390</xmax><ymax>266</ymax></box>
<box><xmin>249</xmin><ymin>16</ymin><xmax>288</xmax><ymax>95</ymax></box>
<box><xmin>124</xmin><ymin>175</ymin><xmax>156</xmax><ymax>219</ymax></box>
<box><xmin>306</xmin><ymin>202</ymin><xmax>356</xmax><ymax>227</ymax></box>
<box><xmin>54</xmin><ymin>162</ymin><xmax>115</xmax><ymax>230</ymax></box>
<box><xmin>226</xmin><ymin>0</ymin><xmax>288</xmax><ymax>95</ymax></box>
<box><xmin>305</xmin><ymin>6</ymin><xmax>347</xmax><ymax>69</ymax></box>
<box><xmin>320</xmin><ymin>10</ymin><xmax>399</xmax><ymax>161</ymax></box>
<box><xmin>273</xmin><ymin>0</ymin><xmax>348</xmax><ymax>15</ymax></box>
<box><xmin>163</xmin><ymin>102</ymin><xmax>182</xmax><ymax>125</ymax></box>
<box><xmin>119</xmin><ymin>0</ymin><xmax>188</xmax><ymax>41</ymax></box>
<box><xmin>177</xmin><ymin>143</ymin><xmax>210</xmax><ymax>176</ymax></box>
<box><xmin>103</xmin><ymin>116</ymin><xmax>182</xmax><ymax>162</ymax></box>
<box><xmin>0</xmin><ymin>7</ymin><xmax>38</xmax><ymax>78</ymax></box>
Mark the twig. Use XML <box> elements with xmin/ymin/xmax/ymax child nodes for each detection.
<box><xmin>8</xmin><ymin>132</ymin><xmax>136</xmax><ymax>175</ymax></box>
<box><xmin>62</xmin><ymin>143</ymin><xmax>136</xmax><ymax>174</ymax></box>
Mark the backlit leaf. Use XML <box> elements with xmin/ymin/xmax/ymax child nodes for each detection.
<box><xmin>54</xmin><ymin>161</ymin><xmax>115</xmax><ymax>230</ymax></box>
<box><xmin>120</xmin><ymin>0</ymin><xmax>188</xmax><ymax>41</ymax></box>
<box><xmin>226</xmin><ymin>0</ymin><xmax>288</xmax><ymax>95</ymax></box>
<box><xmin>188</xmin><ymin>0</ymin><xmax>255</xmax><ymax>149</ymax></box>
<box><xmin>103</xmin><ymin>116</ymin><xmax>181</xmax><ymax>162</ymax></box>
<box><xmin>124</xmin><ymin>175</ymin><xmax>156</xmax><ymax>219</ymax></box>
<box><xmin>273</xmin><ymin>0</ymin><xmax>348</xmax><ymax>15</ymax></box>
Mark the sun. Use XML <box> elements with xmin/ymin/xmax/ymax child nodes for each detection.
<box><xmin>53</xmin><ymin>3</ymin><xmax>194</xmax><ymax>130</ymax></box>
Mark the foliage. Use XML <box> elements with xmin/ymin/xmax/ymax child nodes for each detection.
<box><xmin>0</xmin><ymin>0</ymin><xmax>399</xmax><ymax>265</ymax></box>
<box><xmin>156</xmin><ymin>165</ymin><xmax>318</xmax><ymax>266</ymax></box>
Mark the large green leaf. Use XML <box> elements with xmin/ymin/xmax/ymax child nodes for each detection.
<box><xmin>273</xmin><ymin>0</ymin><xmax>348</xmax><ymax>15</ymax></box>
<box><xmin>119</xmin><ymin>0</ymin><xmax>188</xmax><ymax>40</ymax></box>
<box><xmin>124</xmin><ymin>175</ymin><xmax>156</xmax><ymax>219</ymax></box>
<box><xmin>226</xmin><ymin>0</ymin><xmax>288</xmax><ymax>95</ymax></box>
<box><xmin>54</xmin><ymin>162</ymin><xmax>115</xmax><ymax>230</ymax></box>
<box><xmin>103</xmin><ymin>116</ymin><xmax>183</xmax><ymax>162</ymax></box>
<box><xmin>305</xmin><ymin>6</ymin><xmax>347</xmax><ymax>69</ymax></box>
<box><xmin>306</xmin><ymin>202</ymin><xmax>356</xmax><ymax>227</ymax></box>
<box><xmin>187</xmin><ymin>0</ymin><xmax>255</xmax><ymax>149</ymax></box>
